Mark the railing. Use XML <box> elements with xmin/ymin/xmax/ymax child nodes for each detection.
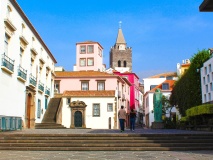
<box><xmin>1</xmin><ymin>53</ymin><xmax>14</xmax><ymax>72</ymax></box>
<box><xmin>45</xmin><ymin>87</ymin><xmax>50</xmax><ymax>96</ymax></box>
<box><xmin>0</xmin><ymin>115</ymin><xmax>22</xmax><ymax>131</ymax></box>
<box><xmin>122</xmin><ymin>94</ymin><xmax>125</xmax><ymax>101</ymax></box>
<box><xmin>118</xmin><ymin>91</ymin><xmax>121</xmax><ymax>98</ymax></box>
<box><xmin>29</xmin><ymin>74</ymin><xmax>36</xmax><ymax>87</ymax></box>
<box><xmin>17</xmin><ymin>65</ymin><xmax>27</xmax><ymax>80</ymax></box>
<box><xmin>38</xmin><ymin>81</ymin><xmax>44</xmax><ymax>92</ymax></box>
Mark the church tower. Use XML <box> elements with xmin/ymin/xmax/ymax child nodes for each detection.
<box><xmin>110</xmin><ymin>22</ymin><xmax>132</xmax><ymax>72</ymax></box>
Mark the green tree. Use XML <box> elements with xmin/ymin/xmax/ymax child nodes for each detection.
<box><xmin>162</xmin><ymin>95</ymin><xmax>174</xmax><ymax>120</ymax></box>
<box><xmin>170</xmin><ymin>49</ymin><xmax>211</xmax><ymax>116</ymax></box>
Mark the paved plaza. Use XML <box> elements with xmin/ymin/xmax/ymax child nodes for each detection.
<box><xmin>0</xmin><ymin>128</ymin><xmax>213</xmax><ymax>160</ymax></box>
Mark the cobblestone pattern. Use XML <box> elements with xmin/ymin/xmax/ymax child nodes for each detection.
<box><xmin>0</xmin><ymin>150</ymin><xmax>212</xmax><ymax>160</ymax></box>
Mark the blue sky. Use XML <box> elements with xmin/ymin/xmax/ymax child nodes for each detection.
<box><xmin>16</xmin><ymin>0</ymin><xmax>213</xmax><ymax>80</ymax></box>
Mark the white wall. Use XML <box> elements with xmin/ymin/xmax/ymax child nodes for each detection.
<box><xmin>61</xmin><ymin>97</ymin><xmax>116</xmax><ymax>129</ymax></box>
<box><xmin>143</xmin><ymin>78</ymin><xmax>166</xmax><ymax>93</ymax></box>
<box><xmin>200</xmin><ymin>57</ymin><xmax>213</xmax><ymax>103</ymax></box>
<box><xmin>0</xmin><ymin>0</ymin><xmax>56</xmax><ymax>124</ymax></box>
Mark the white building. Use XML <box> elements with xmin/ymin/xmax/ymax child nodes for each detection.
<box><xmin>0</xmin><ymin>0</ymin><xmax>57</xmax><ymax>129</ymax></box>
<box><xmin>200</xmin><ymin>52</ymin><xmax>213</xmax><ymax>103</ymax></box>
<box><xmin>143</xmin><ymin>72</ymin><xmax>177</xmax><ymax>127</ymax></box>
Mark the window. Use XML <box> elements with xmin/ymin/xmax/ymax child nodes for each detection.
<box><xmin>205</xmin><ymin>67</ymin><xmax>207</xmax><ymax>75</ymax></box>
<box><xmin>67</xmin><ymin>98</ymin><xmax>71</xmax><ymax>105</ymax></box>
<box><xmin>211</xmin><ymin>83</ymin><xmax>213</xmax><ymax>91</ymax></box>
<box><xmin>107</xmin><ymin>103</ymin><xmax>113</xmax><ymax>112</ymax></box>
<box><xmin>166</xmin><ymin>76</ymin><xmax>173</xmax><ymax>80</ymax></box>
<box><xmin>97</xmin><ymin>81</ymin><xmax>105</xmax><ymax>90</ymax></box>
<box><xmin>87</xmin><ymin>45</ymin><xmax>94</xmax><ymax>53</ymax></box>
<box><xmin>20</xmin><ymin>48</ymin><xmax>24</xmax><ymax>66</ymax></box>
<box><xmin>118</xmin><ymin>60</ymin><xmax>121</xmax><ymax>67</ymax></box>
<box><xmin>93</xmin><ymin>103</ymin><xmax>100</xmax><ymax>117</ymax></box>
<box><xmin>209</xmin><ymin>64</ymin><xmax>212</xmax><ymax>73</ymax></box>
<box><xmin>150</xmin><ymin>85</ymin><xmax>157</xmax><ymax>90</ymax></box>
<box><xmin>124</xmin><ymin>61</ymin><xmax>127</xmax><ymax>67</ymax></box>
<box><xmin>37</xmin><ymin>99</ymin><xmax>41</xmax><ymax>119</ymax></box>
<box><xmin>80</xmin><ymin>45</ymin><xmax>86</xmax><ymax>53</ymax></box>
<box><xmin>146</xmin><ymin>97</ymin><xmax>149</xmax><ymax>108</ymax></box>
<box><xmin>208</xmin><ymin>75</ymin><xmax>210</xmax><ymax>83</ymax></box>
<box><xmin>80</xmin><ymin>58</ymin><xmax>86</xmax><ymax>66</ymax></box>
<box><xmin>209</xmin><ymin>93</ymin><xmax>211</xmax><ymax>101</ymax></box>
<box><xmin>203</xmin><ymin>77</ymin><xmax>206</xmax><ymax>85</ymax></box>
<box><xmin>45</xmin><ymin>97</ymin><xmax>48</xmax><ymax>109</ymax></box>
<box><xmin>98</xmin><ymin>48</ymin><xmax>102</xmax><ymax>57</ymax></box>
<box><xmin>4</xmin><ymin>34</ymin><xmax>9</xmax><ymax>55</ymax></box>
<box><xmin>162</xmin><ymin>83</ymin><xmax>169</xmax><ymax>90</ymax></box>
<box><xmin>206</xmin><ymin>85</ymin><xmax>208</xmax><ymax>93</ymax></box>
<box><xmin>55</xmin><ymin>82</ymin><xmax>60</xmax><ymax>93</ymax></box>
<box><xmin>87</xmin><ymin>58</ymin><xmax>94</xmax><ymax>66</ymax></box>
<box><xmin>81</xmin><ymin>81</ymin><xmax>89</xmax><ymax>90</ymax></box>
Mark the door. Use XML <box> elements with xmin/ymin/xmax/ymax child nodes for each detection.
<box><xmin>27</xmin><ymin>93</ymin><xmax>32</xmax><ymax>128</ymax></box>
<box><xmin>74</xmin><ymin>111</ymin><xmax>82</xmax><ymax>127</ymax></box>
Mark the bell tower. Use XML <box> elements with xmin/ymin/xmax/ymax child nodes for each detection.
<box><xmin>110</xmin><ymin>22</ymin><xmax>132</xmax><ymax>72</ymax></box>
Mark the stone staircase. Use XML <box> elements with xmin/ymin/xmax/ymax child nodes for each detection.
<box><xmin>35</xmin><ymin>98</ymin><xmax>66</xmax><ymax>129</ymax></box>
<box><xmin>0</xmin><ymin>133</ymin><xmax>213</xmax><ymax>151</ymax></box>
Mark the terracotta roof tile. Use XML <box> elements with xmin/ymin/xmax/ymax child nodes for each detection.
<box><xmin>149</xmin><ymin>72</ymin><xmax>177</xmax><ymax>78</ymax></box>
<box><xmin>149</xmin><ymin>80</ymin><xmax>176</xmax><ymax>92</ymax></box>
<box><xmin>55</xmin><ymin>71</ymin><xmax>115</xmax><ymax>78</ymax></box>
<box><xmin>63</xmin><ymin>90</ymin><xmax>115</xmax><ymax>97</ymax></box>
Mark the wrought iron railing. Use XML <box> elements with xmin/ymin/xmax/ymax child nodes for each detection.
<box><xmin>29</xmin><ymin>73</ymin><xmax>36</xmax><ymax>87</ymax></box>
<box><xmin>38</xmin><ymin>81</ymin><xmax>44</xmax><ymax>92</ymax></box>
<box><xmin>1</xmin><ymin>53</ymin><xmax>14</xmax><ymax>72</ymax></box>
<box><xmin>45</xmin><ymin>87</ymin><xmax>50</xmax><ymax>96</ymax></box>
<box><xmin>17</xmin><ymin>65</ymin><xmax>27</xmax><ymax>80</ymax></box>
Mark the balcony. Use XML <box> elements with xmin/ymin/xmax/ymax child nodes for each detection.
<box><xmin>45</xmin><ymin>87</ymin><xmax>50</xmax><ymax>96</ymax></box>
<box><xmin>1</xmin><ymin>53</ymin><xmax>14</xmax><ymax>74</ymax></box>
<box><xmin>29</xmin><ymin>74</ymin><xmax>36</xmax><ymax>88</ymax></box>
<box><xmin>117</xmin><ymin>90</ymin><xmax>121</xmax><ymax>98</ymax></box>
<box><xmin>38</xmin><ymin>81</ymin><xmax>44</xmax><ymax>93</ymax></box>
<box><xmin>17</xmin><ymin>65</ymin><xmax>27</xmax><ymax>82</ymax></box>
<box><xmin>122</xmin><ymin>94</ymin><xmax>125</xmax><ymax>101</ymax></box>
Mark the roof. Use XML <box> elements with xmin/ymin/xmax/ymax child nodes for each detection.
<box><xmin>149</xmin><ymin>80</ymin><xmax>176</xmax><ymax>93</ymax></box>
<box><xmin>63</xmin><ymin>90</ymin><xmax>115</xmax><ymax>97</ymax></box>
<box><xmin>149</xmin><ymin>72</ymin><xmax>177</xmax><ymax>78</ymax></box>
<box><xmin>116</xmin><ymin>28</ymin><xmax>126</xmax><ymax>44</ymax></box>
<box><xmin>10</xmin><ymin>0</ymin><xmax>57</xmax><ymax>63</ymax></box>
<box><xmin>76</xmin><ymin>41</ymin><xmax>103</xmax><ymax>49</ymax></box>
<box><xmin>199</xmin><ymin>0</ymin><xmax>213</xmax><ymax>12</ymax></box>
<box><xmin>55</xmin><ymin>71</ymin><xmax>115</xmax><ymax>78</ymax></box>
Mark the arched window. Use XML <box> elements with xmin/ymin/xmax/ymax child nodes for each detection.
<box><xmin>118</xmin><ymin>60</ymin><xmax>121</xmax><ymax>67</ymax></box>
<box><xmin>124</xmin><ymin>61</ymin><xmax>127</xmax><ymax>67</ymax></box>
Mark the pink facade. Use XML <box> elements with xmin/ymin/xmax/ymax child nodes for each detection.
<box><xmin>75</xmin><ymin>41</ymin><xmax>105</xmax><ymax>72</ymax></box>
<box><xmin>55</xmin><ymin>71</ymin><xmax>131</xmax><ymax>111</ymax></box>
<box><xmin>113</xmin><ymin>71</ymin><xmax>140</xmax><ymax>111</ymax></box>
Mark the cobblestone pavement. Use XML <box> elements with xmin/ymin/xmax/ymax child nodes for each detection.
<box><xmin>0</xmin><ymin>128</ymin><xmax>213</xmax><ymax>160</ymax></box>
<box><xmin>0</xmin><ymin>150</ymin><xmax>212</xmax><ymax>160</ymax></box>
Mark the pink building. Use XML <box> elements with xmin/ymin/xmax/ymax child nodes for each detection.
<box><xmin>54</xmin><ymin>70</ymin><xmax>131</xmax><ymax>129</ymax></box>
<box><xmin>113</xmin><ymin>71</ymin><xmax>140</xmax><ymax>111</ymax></box>
<box><xmin>73</xmin><ymin>41</ymin><xmax>106</xmax><ymax>72</ymax></box>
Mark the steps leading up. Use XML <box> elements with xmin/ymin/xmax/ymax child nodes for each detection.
<box><xmin>35</xmin><ymin>98</ymin><xmax>66</xmax><ymax>129</ymax></box>
<box><xmin>0</xmin><ymin>133</ymin><xmax>212</xmax><ymax>151</ymax></box>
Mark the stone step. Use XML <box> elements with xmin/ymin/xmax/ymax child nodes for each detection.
<box><xmin>1</xmin><ymin>133</ymin><xmax>212</xmax><ymax>151</ymax></box>
<box><xmin>0</xmin><ymin>142</ymin><xmax>213</xmax><ymax>147</ymax></box>
<box><xmin>0</xmin><ymin>146</ymin><xmax>212</xmax><ymax>151</ymax></box>
<box><xmin>1</xmin><ymin>139</ymin><xmax>213</xmax><ymax>143</ymax></box>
